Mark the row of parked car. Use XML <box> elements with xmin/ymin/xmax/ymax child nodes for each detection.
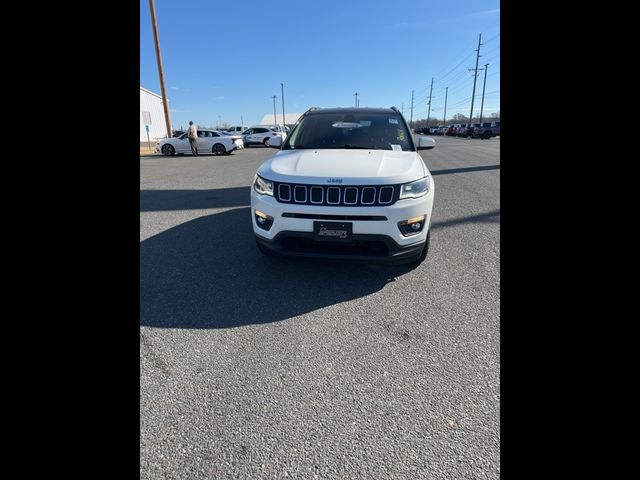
<box><xmin>415</xmin><ymin>121</ymin><xmax>500</xmax><ymax>139</ymax></box>
<box><xmin>157</xmin><ymin>124</ymin><xmax>291</xmax><ymax>156</ymax></box>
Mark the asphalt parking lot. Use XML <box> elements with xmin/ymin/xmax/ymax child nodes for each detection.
<box><xmin>140</xmin><ymin>136</ymin><xmax>500</xmax><ymax>479</ymax></box>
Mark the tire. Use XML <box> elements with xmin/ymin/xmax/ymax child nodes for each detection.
<box><xmin>263</xmin><ymin>137</ymin><xmax>270</xmax><ymax>147</ymax></box>
<box><xmin>161</xmin><ymin>144</ymin><xmax>175</xmax><ymax>156</ymax></box>
<box><xmin>482</xmin><ymin>131</ymin><xmax>491</xmax><ymax>139</ymax></box>
<box><xmin>213</xmin><ymin>143</ymin><xmax>226</xmax><ymax>155</ymax></box>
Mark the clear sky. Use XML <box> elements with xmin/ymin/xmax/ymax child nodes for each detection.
<box><xmin>140</xmin><ymin>0</ymin><xmax>500</xmax><ymax>129</ymax></box>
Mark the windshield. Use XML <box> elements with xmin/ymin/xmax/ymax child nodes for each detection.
<box><xmin>283</xmin><ymin>112</ymin><xmax>414</xmax><ymax>151</ymax></box>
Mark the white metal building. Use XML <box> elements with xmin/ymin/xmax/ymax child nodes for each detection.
<box><xmin>140</xmin><ymin>86</ymin><xmax>169</xmax><ymax>141</ymax></box>
<box><xmin>259</xmin><ymin>113</ymin><xmax>303</xmax><ymax>128</ymax></box>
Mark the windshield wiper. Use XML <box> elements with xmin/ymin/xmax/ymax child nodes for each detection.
<box><xmin>341</xmin><ymin>144</ymin><xmax>379</xmax><ymax>149</ymax></box>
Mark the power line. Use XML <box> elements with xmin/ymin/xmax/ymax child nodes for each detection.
<box><xmin>405</xmin><ymin>34</ymin><xmax>500</xmax><ymax>117</ymax></box>
<box><xmin>481</xmin><ymin>45</ymin><xmax>500</xmax><ymax>57</ymax></box>
<box><xmin>432</xmin><ymin>69</ymin><xmax>471</xmax><ymax>95</ymax></box>
<box><xmin>432</xmin><ymin>45</ymin><xmax>475</xmax><ymax>80</ymax></box>
<box><xmin>436</xmin><ymin>50</ymin><xmax>476</xmax><ymax>84</ymax></box>
<box><xmin>484</xmin><ymin>33</ymin><xmax>500</xmax><ymax>44</ymax></box>
<box><xmin>445</xmin><ymin>90</ymin><xmax>500</xmax><ymax>110</ymax></box>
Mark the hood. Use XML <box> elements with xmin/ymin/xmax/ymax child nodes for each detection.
<box><xmin>258</xmin><ymin>149</ymin><xmax>427</xmax><ymax>185</ymax></box>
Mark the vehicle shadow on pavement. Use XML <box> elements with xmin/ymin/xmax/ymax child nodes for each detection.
<box><xmin>140</xmin><ymin>187</ymin><xmax>251</xmax><ymax>212</ymax></box>
<box><xmin>140</xmin><ymin>207</ymin><xmax>415</xmax><ymax>329</ymax></box>
<box><xmin>430</xmin><ymin>164</ymin><xmax>500</xmax><ymax>176</ymax></box>
<box><xmin>431</xmin><ymin>209</ymin><xmax>500</xmax><ymax>229</ymax></box>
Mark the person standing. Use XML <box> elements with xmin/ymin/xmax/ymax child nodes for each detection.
<box><xmin>188</xmin><ymin>121</ymin><xmax>198</xmax><ymax>156</ymax></box>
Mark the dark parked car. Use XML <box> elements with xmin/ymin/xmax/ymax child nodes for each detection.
<box><xmin>472</xmin><ymin>122</ymin><xmax>493</xmax><ymax>139</ymax></box>
<box><xmin>474</xmin><ymin>121</ymin><xmax>500</xmax><ymax>139</ymax></box>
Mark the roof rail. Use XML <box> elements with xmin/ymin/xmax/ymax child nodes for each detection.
<box><xmin>390</xmin><ymin>106</ymin><xmax>400</xmax><ymax>113</ymax></box>
<box><xmin>301</xmin><ymin>106</ymin><xmax>320</xmax><ymax>116</ymax></box>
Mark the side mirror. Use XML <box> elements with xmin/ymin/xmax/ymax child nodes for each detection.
<box><xmin>417</xmin><ymin>136</ymin><xmax>435</xmax><ymax>150</ymax></box>
<box><xmin>267</xmin><ymin>136</ymin><xmax>283</xmax><ymax>148</ymax></box>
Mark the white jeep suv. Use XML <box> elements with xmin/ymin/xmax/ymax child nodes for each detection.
<box><xmin>250</xmin><ymin>107</ymin><xmax>435</xmax><ymax>264</ymax></box>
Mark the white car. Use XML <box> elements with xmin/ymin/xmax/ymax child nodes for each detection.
<box><xmin>156</xmin><ymin>129</ymin><xmax>244</xmax><ymax>156</ymax></box>
<box><xmin>226</xmin><ymin>125</ymin><xmax>249</xmax><ymax>134</ymax></box>
<box><xmin>250</xmin><ymin>107</ymin><xmax>436</xmax><ymax>265</ymax></box>
<box><xmin>242</xmin><ymin>125</ymin><xmax>287</xmax><ymax>147</ymax></box>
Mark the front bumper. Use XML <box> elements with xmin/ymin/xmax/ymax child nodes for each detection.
<box><xmin>255</xmin><ymin>231</ymin><xmax>426</xmax><ymax>264</ymax></box>
<box><xmin>251</xmin><ymin>186</ymin><xmax>434</xmax><ymax>263</ymax></box>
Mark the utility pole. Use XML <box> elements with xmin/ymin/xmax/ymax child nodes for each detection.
<box><xmin>148</xmin><ymin>0</ymin><xmax>172</xmax><ymax>138</ymax></box>
<box><xmin>443</xmin><ymin>87</ymin><xmax>448</xmax><ymax>126</ymax></box>
<box><xmin>241</xmin><ymin>115</ymin><xmax>243</xmax><ymax>127</ymax></box>
<box><xmin>410</xmin><ymin>90</ymin><xmax>414</xmax><ymax>126</ymax></box>
<box><xmin>272</xmin><ymin>96</ymin><xmax>277</xmax><ymax>126</ymax></box>
<box><xmin>281</xmin><ymin>83</ymin><xmax>285</xmax><ymax>127</ymax></box>
<box><xmin>426</xmin><ymin>77</ymin><xmax>434</xmax><ymax>126</ymax></box>
<box><xmin>354</xmin><ymin>92</ymin><xmax>359</xmax><ymax>107</ymax></box>
<box><xmin>479</xmin><ymin>64</ymin><xmax>489</xmax><ymax>124</ymax></box>
<box><xmin>469</xmin><ymin>33</ymin><xmax>483</xmax><ymax>123</ymax></box>
<box><xmin>401</xmin><ymin>102</ymin><xmax>404</xmax><ymax>115</ymax></box>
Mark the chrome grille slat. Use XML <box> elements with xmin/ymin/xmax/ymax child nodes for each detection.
<box><xmin>326</xmin><ymin>187</ymin><xmax>341</xmax><ymax>205</ymax></box>
<box><xmin>278</xmin><ymin>184</ymin><xmax>291</xmax><ymax>201</ymax></box>
<box><xmin>294</xmin><ymin>185</ymin><xmax>307</xmax><ymax>203</ymax></box>
<box><xmin>361</xmin><ymin>187</ymin><xmax>376</xmax><ymax>205</ymax></box>
<box><xmin>378</xmin><ymin>186</ymin><xmax>394</xmax><ymax>204</ymax></box>
<box><xmin>310</xmin><ymin>186</ymin><xmax>324</xmax><ymax>204</ymax></box>
<box><xmin>343</xmin><ymin>187</ymin><xmax>358</xmax><ymax>205</ymax></box>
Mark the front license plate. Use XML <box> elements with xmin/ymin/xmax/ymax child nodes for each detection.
<box><xmin>313</xmin><ymin>221</ymin><xmax>353</xmax><ymax>243</ymax></box>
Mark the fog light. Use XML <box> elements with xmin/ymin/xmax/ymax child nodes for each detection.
<box><xmin>398</xmin><ymin>215</ymin><xmax>426</xmax><ymax>236</ymax></box>
<box><xmin>254</xmin><ymin>210</ymin><xmax>274</xmax><ymax>231</ymax></box>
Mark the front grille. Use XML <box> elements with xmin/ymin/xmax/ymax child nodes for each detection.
<box><xmin>274</xmin><ymin>182</ymin><xmax>399</xmax><ymax>207</ymax></box>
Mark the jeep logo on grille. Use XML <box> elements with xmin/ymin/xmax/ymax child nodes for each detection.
<box><xmin>327</xmin><ymin>178</ymin><xmax>343</xmax><ymax>183</ymax></box>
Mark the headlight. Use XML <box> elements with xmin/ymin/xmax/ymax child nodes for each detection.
<box><xmin>399</xmin><ymin>176</ymin><xmax>431</xmax><ymax>199</ymax></box>
<box><xmin>253</xmin><ymin>174</ymin><xmax>274</xmax><ymax>196</ymax></box>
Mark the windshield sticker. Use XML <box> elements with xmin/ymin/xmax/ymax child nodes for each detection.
<box><xmin>397</xmin><ymin>130</ymin><xmax>406</xmax><ymax>141</ymax></box>
<box><xmin>391</xmin><ymin>144</ymin><xmax>402</xmax><ymax>151</ymax></box>
<box><xmin>388</xmin><ymin>118</ymin><xmax>399</xmax><ymax>124</ymax></box>
<box><xmin>332</xmin><ymin>122</ymin><xmax>362</xmax><ymax>128</ymax></box>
